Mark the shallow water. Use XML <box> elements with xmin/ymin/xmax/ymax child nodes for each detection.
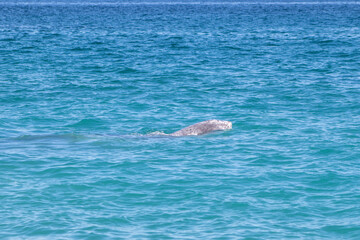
<box><xmin>1</xmin><ymin>2</ymin><xmax>360</xmax><ymax>239</ymax></box>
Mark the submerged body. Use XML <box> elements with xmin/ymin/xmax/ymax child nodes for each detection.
<box><xmin>170</xmin><ymin>120</ymin><xmax>232</xmax><ymax>136</ymax></box>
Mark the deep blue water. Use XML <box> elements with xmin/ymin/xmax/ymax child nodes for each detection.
<box><xmin>1</xmin><ymin>2</ymin><xmax>360</xmax><ymax>239</ymax></box>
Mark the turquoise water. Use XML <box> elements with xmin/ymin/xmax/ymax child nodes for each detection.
<box><xmin>1</xmin><ymin>2</ymin><xmax>360</xmax><ymax>239</ymax></box>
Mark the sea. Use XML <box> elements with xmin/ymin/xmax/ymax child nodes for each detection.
<box><xmin>1</xmin><ymin>1</ymin><xmax>360</xmax><ymax>239</ymax></box>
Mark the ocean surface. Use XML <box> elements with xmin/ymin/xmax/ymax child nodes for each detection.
<box><xmin>1</xmin><ymin>1</ymin><xmax>360</xmax><ymax>239</ymax></box>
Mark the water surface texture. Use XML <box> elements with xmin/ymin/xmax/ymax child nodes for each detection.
<box><xmin>1</xmin><ymin>2</ymin><xmax>360</xmax><ymax>239</ymax></box>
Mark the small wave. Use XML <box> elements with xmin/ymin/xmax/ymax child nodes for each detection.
<box><xmin>117</xmin><ymin>67</ymin><xmax>139</xmax><ymax>74</ymax></box>
<box><xmin>69</xmin><ymin>47</ymin><xmax>92</xmax><ymax>52</ymax></box>
<box><xmin>66</xmin><ymin>119</ymin><xmax>107</xmax><ymax>128</ymax></box>
<box><xmin>0</xmin><ymin>37</ymin><xmax>16</xmax><ymax>42</ymax></box>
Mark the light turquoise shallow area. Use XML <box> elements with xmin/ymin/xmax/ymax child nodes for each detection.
<box><xmin>1</xmin><ymin>2</ymin><xmax>360</xmax><ymax>239</ymax></box>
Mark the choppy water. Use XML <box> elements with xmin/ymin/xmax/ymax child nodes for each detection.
<box><xmin>1</xmin><ymin>2</ymin><xmax>360</xmax><ymax>239</ymax></box>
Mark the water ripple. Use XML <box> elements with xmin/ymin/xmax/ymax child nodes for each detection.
<box><xmin>1</xmin><ymin>3</ymin><xmax>360</xmax><ymax>239</ymax></box>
